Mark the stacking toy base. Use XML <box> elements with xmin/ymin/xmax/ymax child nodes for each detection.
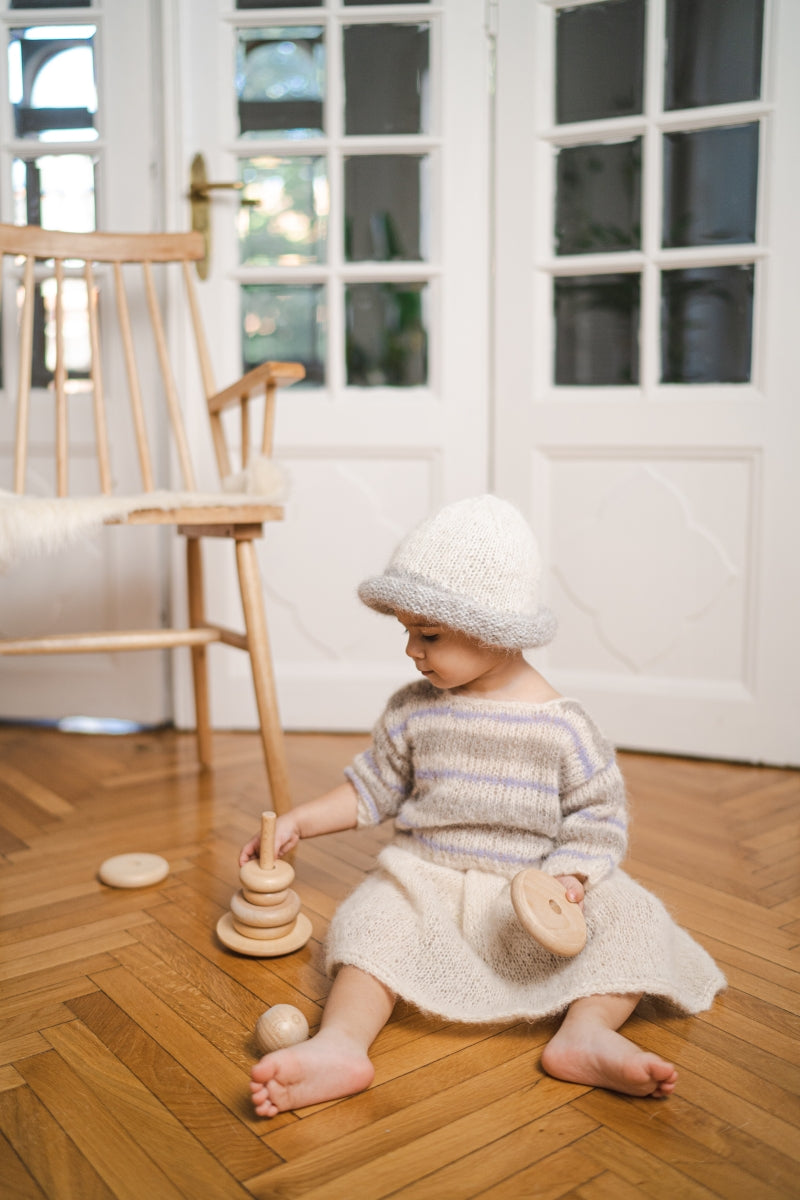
<box><xmin>216</xmin><ymin>911</ymin><xmax>312</xmax><ymax>957</ymax></box>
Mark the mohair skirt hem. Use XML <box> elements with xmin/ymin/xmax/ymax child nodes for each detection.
<box><xmin>324</xmin><ymin>844</ymin><xmax>726</xmax><ymax>1025</ymax></box>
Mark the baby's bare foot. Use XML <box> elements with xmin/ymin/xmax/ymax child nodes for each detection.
<box><xmin>541</xmin><ymin>1025</ymin><xmax>678</xmax><ymax>1098</ymax></box>
<box><xmin>249</xmin><ymin>1033</ymin><xmax>375</xmax><ymax>1117</ymax></box>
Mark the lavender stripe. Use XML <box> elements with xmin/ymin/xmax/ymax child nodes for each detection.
<box><xmin>360</xmin><ymin>749</ymin><xmax>405</xmax><ymax>795</ymax></box>
<box><xmin>344</xmin><ymin>766</ymin><xmax>381</xmax><ymax>824</ymax></box>
<box><xmin>570</xmin><ymin>807</ymin><xmax>627</xmax><ymax>833</ymax></box>
<box><xmin>547</xmin><ymin>846</ymin><xmax>617</xmax><ymax>871</ymax></box>
<box><xmin>415</xmin><ymin>766</ymin><xmax>559</xmax><ymax>795</ymax></box>
<box><xmin>408</xmin><ymin>828</ymin><xmax>544</xmax><ymax>868</ymax></box>
<box><xmin>388</xmin><ymin>705</ymin><xmax>597</xmax><ymax>778</ymax></box>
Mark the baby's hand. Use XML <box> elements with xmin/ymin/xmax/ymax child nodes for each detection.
<box><xmin>238</xmin><ymin>814</ymin><xmax>300</xmax><ymax>866</ymax></box>
<box><xmin>555</xmin><ymin>874</ymin><xmax>586</xmax><ymax>907</ymax></box>
<box><xmin>239</xmin><ymin>834</ymin><xmax>260</xmax><ymax>867</ymax></box>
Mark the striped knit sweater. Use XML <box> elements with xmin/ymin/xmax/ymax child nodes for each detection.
<box><xmin>344</xmin><ymin>681</ymin><xmax>627</xmax><ymax>887</ymax></box>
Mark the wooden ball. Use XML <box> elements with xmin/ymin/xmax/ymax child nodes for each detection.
<box><xmin>255</xmin><ymin>1004</ymin><xmax>310</xmax><ymax>1054</ymax></box>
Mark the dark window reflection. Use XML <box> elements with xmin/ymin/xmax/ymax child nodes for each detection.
<box><xmin>661</xmin><ymin>265</ymin><xmax>753</xmax><ymax>383</ymax></box>
<box><xmin>236</xmin><ymin>27</ymin><xmax>324</xmax><ymax>139</ymax></box>
<box><xmin>237</xmin><ymin>1</ymin><xmax>319</xmax><ymax>7</ymax></box>
<box><xmin>10</xmin><ymin>1</ymin><xmax>89</xmax><ymax>7</ymax></box>
<box><xmin>665</xmin><ymin>0</ymin><xmax>764</xmax><ymax>110</ymax></box>
<box><xmin>555</xmin><ymin>274</ymin><xmax>640</xmax><ymax>385</ymax></box>
<box><xmin>344</xmin><ymin>25</ymin><xmax>429</xmax><ymax>136</ymax></box>
<box><xmin>556</xmin><ymin>139</ymin><xmax>641</xmax><ymax>255</ymax></box>
<box><xmin>346</xmin><ymin>283</ymin><xmax>428</xmax><ymax>387</ymax></box>
<box><xmin>663</xmin><ymin>124</ymin><xmax>758</xmax><ymax>248</ymax></box>
<box><xmin>242</xmin><ymin>284</ymin><xmax>325</xmax><ymax>384</ymax></box>
<box><xmin>556</xmin><ymin>0</ymin><xmax>644</xmax><ymax>124</ymax></box>
<box><xmin>345</xmin><ymin>156</ymin><xmax>426</xmax><ymax>262</ymax></box>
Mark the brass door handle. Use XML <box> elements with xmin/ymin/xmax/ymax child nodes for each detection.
<box><xmin>188</xmin><ymin>152</ymin><xmax>257</xmax><ymax>279</ymax></box>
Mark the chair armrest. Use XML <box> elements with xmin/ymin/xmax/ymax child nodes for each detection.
<box><xmin>207</xmin><ymin>361</ymin><xmax>305</xmax><ymax>414</ymax></box>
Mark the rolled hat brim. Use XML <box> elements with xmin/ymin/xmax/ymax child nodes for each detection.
<box><xmin>358</xmin><ymin>570</ymin><xmax>557</xmax><ymax>650</ymax></box>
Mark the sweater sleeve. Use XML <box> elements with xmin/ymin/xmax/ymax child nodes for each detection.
<box><xmin>541</xmin><ymin>708</ymin><xmax>628</xmax><ymax>888</ymax></box>
<box><xmin>344</xmin><ymin>688</ymin><xmax>414</xmax><ymax>827</ymax></box>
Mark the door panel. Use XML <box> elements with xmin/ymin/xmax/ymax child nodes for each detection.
<box><xmin>0</xmin><ymin>1</ymin><xmax>169</xmax><ymax>724</ymax></box>
<box><xmin>495</xmin><ymin>0</ymin><xmax>799</xmax><ymax>765</ymax></box>
<box><xmin>168</xmin><ymin>0</ymin><xmax>491</xmax><ymax>732</ymax></box>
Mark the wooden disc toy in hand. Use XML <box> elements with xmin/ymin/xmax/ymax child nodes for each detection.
<box><xmin>510</xmin><ymin>868</ymin><xmax>586</xmax><ymax>957</ymax></box>
<box><xmin>216</xmin><ymin>810</ymin><xmax>312</xmax><ymax>957</ymax></box>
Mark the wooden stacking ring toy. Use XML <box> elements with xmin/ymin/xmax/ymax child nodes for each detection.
<box><xmin>99</xmin><ymin>852</ymin><xmax>169</xmax><ymax>889</ymax></box>
<box><xmin>216</xmin><ymin>811</ymin><xmax>312</xmax><ymax>957</ymax></box>
<box><xmin>510</xmin><ymin>867</ymin><xmax>587</xmax><ymax>957</ymax></box>
<box><xmin>255</xmin><ymin>1004</ymin><xmax>310</xmax><ymax>1054</ymax></box>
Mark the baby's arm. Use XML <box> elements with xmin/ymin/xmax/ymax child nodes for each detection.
<box><xmin>239</xmin><ymin>780</ymin><xmax>358</xmax><ymax>865</ymax></box>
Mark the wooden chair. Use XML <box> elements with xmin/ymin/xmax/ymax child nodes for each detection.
<box><xmin>0</xmin><ymin>223</ymin><xmax>304</xmax><ymax>815</ymax></box>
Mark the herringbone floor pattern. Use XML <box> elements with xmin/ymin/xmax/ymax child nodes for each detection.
<box><xmin>0</xmin><ymin>724</ymin><xmax>797</xmax><ymax>1198</ymax></box>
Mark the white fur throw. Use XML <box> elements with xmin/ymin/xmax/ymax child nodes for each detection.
<box><xmin>0</xmin><ymin>455</ymin><xmax>288</xmax><ymax>570</ymax></box>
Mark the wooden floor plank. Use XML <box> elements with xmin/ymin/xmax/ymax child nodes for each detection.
<box><xmin>68</xmin><ymin>989</ymin><xmax>281</xmax><ymax>1181</ymax></box>
<box><xmin>0</xmin><ymin>1064</ymin><xmax>124</xmax><ymax>1200</ymax></box>
<box><xmin>0</xmin><ymin>1127</ymin><xmax>49</xmax><ymax>1200</ymax></box>
<box><xmin>247</xmin><ymin>1060</ymin><xmax>586</xmax><ymax>1198</ymax></box>
<box><xmin>0</xmin><ymin>725</ymin><xmax>797</xmax><ymax>1199</ymax></box>
<box><xmin>355</xmin><ymin>1105</ymin><xmax>598</xmax><ymax>1200</ymax></box>
<box><xmin>43</xmin><ymin>1019</ymin><xmax>253</xmax><ymax>1199</ymax></box>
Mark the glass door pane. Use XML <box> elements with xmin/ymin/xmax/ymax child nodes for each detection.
<box><xmin>549</xmin><ymin>0</ymin><xmax>764</xmax><ymax>389</ymax></box>
<box><xmin>233</xmin><ymin>9</ymin><xmax>435</xmax><ymax>390</ymax></box>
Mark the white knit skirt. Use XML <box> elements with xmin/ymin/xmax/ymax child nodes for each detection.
<box><xmin>325</xmin><ymin>844</ymin><xmax>726</xmax><ymax>1022</ymax></box>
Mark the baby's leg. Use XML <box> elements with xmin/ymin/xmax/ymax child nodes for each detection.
<box><xmin>541</xmin><ymin>993</ymin><xmax>678</xmax><ymax>1098</ymax></box>
<box><xmin>250</xmin><ymin>965</ymin><xmax>395</xmax><ymax>1117</ymax></box>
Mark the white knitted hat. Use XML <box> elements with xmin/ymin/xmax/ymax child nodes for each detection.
<box><xmin>358</xmin><ymin>494</ymin><xmax>557</xmax><ymax>649</ymax></box>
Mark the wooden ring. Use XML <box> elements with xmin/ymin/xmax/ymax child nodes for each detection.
<box><xmin>239</xmin><ymin>858</ymin><xmax>294</xmax><ymax>893</ymax></box>
<box><xmin>230</xmin><ymin>889</ymin><xmax>300</xmax><ymax>927</ymax></box>
<box><xmin>242</xmin><ymin>886</ymin><xmax>289</xmax><ymax>907</ymax></box>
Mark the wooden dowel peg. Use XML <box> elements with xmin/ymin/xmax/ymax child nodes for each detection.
<box><xmin>259</xmin><ymin>810</ymin><xmax>276</xmax><ymax>871</ymax></box>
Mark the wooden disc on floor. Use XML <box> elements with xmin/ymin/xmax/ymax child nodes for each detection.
<box><xmin>99</xmin><ymin>853</ymin><xmax>169</xmax><ymax>889</ymax></box>
<box><xmin>510</xmin><ymin>868</ymin><xmax>587</xmax><ymax>957</ymax></box>
<box><xmin>216</xmin><ymin>911</ymin><xmax>313</xmax><ymax>957</ymax></box>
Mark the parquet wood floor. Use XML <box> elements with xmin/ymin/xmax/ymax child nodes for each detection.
<box><xmin>0</xmin><ymin>724</ymin><xmax>797</xmax><ymax>1199</ymax></box>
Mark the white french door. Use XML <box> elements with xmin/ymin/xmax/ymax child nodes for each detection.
<box><xmin>167</xmin><ymin>0</ymin><xmax>491</xmax><ymax>733</ymax></box>
<box><xmin>495</xmin><ymin>0</ymin><xmax>800</xmax><ymax>765</ymax></box>
<box><xmin>0</xmin><ymin>2</ymin><xmax>171</xmax><ymax>725</ymax></box>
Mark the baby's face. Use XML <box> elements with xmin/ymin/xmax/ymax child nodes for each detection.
<box><xmin>395</xmin><ymin>612</ymin><xmax>507</xmax><ymax>693</ymax></box>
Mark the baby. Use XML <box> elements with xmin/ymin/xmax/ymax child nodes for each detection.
<box><xmin>240</xmin><ymin>495</ymin><xmax>725</xmax><ymax>1117</ymax></box>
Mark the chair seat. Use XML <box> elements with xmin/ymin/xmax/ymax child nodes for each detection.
<box><xmin>0</xmin><ymin>488</ymin><xmax>283</xmax><ymax>570</ymax></box>
<box><xmin>115</xmin><ymin>497</ymin><xmax>284</xmax><ymax>528</ymax></box>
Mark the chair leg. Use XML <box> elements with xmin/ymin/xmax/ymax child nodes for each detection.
<box><xmin>235</xmin><ymin>536</ymin><xmax>292</xmax><ymax>816</ymax></box>
<box><xmin>186</xmin><ymin>536</ymin><xmax>213</xmax><ymax>767</ymax></box>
